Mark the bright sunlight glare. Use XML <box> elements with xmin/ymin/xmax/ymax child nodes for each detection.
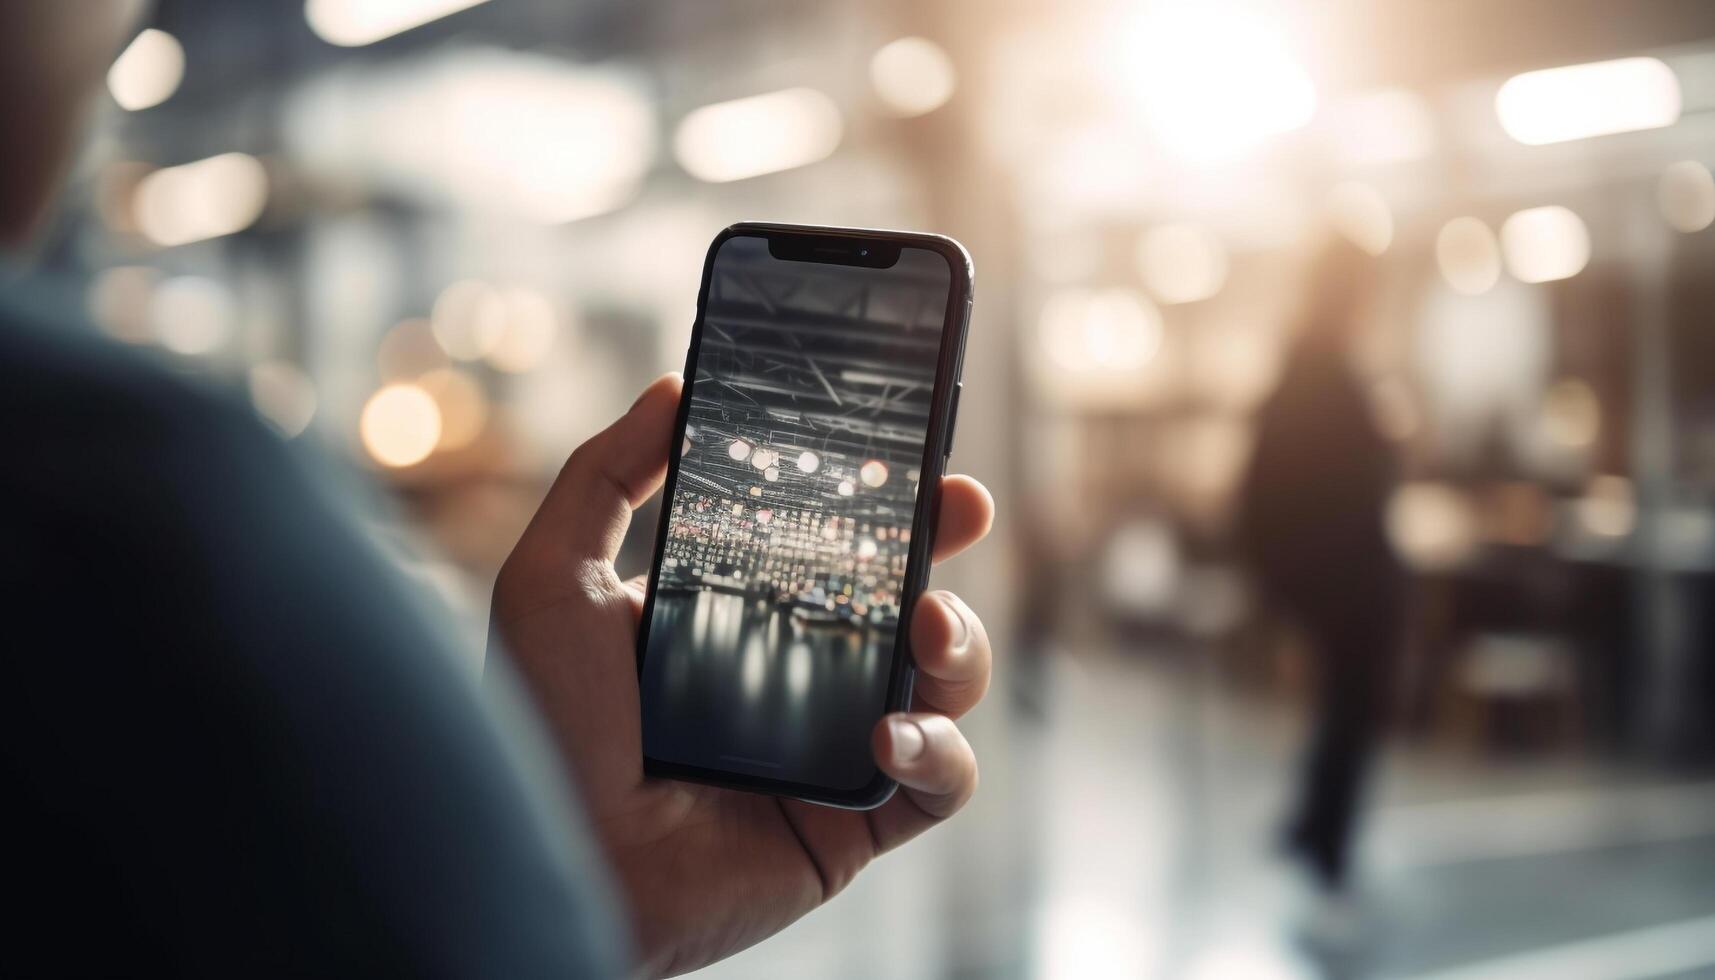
<box><xmin>1114</xmin><ymin>0</ymin><xmax>1316</xmax><ymax>162</ymax></box>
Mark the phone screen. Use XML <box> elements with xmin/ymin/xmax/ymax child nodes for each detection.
<box><xmin>639</xmin><ymin>231</ymin><xmax>959</xmax><ymax>797</ymax></box>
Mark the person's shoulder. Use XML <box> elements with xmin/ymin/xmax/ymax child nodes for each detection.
<box><xmin>0</xmin><ymin>286</ymin><xmax>273</xmax><ymax>462</ymax></box>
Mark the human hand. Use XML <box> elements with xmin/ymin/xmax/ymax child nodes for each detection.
<box><xmin>489</xmin><ymin>374</ymin><xmax>995</xmax><ymax>977</ymax></box>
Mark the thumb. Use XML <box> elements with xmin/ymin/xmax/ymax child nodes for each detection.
<box><xmin>526</xmin><ymin>373</ymin><xmax>682</xmax><ymax>572</ymax></box>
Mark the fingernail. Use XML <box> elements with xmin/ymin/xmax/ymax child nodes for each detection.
<box><xmin>938</xmin><ymin>591</ymin><xmax>972</xmax><ymax>653</ymax></box>
<box><xmin>890</xmin><ymin>717</ymin><xmax>927</xmax><ymax>762</ymax></box>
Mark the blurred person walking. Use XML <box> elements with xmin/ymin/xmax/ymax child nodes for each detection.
<box><xmin>1238</xmin><ymin>239</ymin><xmax>1404</xmax><ymax>922</ymax></box>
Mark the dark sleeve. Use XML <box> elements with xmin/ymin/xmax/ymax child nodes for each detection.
<box><xmin>0</xmin><ymin>316</ymin><xmax>627</xmax><ymax>978</ymax></box>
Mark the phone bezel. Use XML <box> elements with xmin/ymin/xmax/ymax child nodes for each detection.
<box><xmin>634</xmin><ymin>221</ymin><xmax>974</xmax><ymax>809</ymax></box>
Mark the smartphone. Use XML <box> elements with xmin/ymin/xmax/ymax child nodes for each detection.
<box><xmin>635</xmin><ymin>222</ymin><xmax>973</xmax><ymax>808</ymax></box>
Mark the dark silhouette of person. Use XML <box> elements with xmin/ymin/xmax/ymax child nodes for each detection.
<box><xmin>1238</xmin><ymin>238</ymin><xmax>1404</xmax><ymax>896</ymax></box>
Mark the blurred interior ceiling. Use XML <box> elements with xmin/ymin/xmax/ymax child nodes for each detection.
<box><xmin>148</xmin><ymin>0</ymin><xmax>816</xmax><ymax>94</ymax></box>
<box><xmin>1316</xmin><ymin>0</ymin><xmax>1715</xmax><ymax>91</ymax></box>
<box><xmin>150</xmin><ymin>0</ymin><xmax>1715</xmax><ymax>111</ymax></box>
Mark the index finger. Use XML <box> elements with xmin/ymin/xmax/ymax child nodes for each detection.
<box><xmin>515</xmin><ymin>373</ymin><xmax>681</xmax><ymax>574</ymax></box>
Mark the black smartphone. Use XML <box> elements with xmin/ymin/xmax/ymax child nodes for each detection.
<box><xmin>635</xmin><ymin>222</ymin><xmax>973</xmax><ymax>808</ymax></box>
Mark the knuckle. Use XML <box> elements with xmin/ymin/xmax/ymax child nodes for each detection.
<box><xmin>560</xmin><ymin>440</ymin><xmax>597</xmax><ymax>483</ymax></box>
<box><xmin>573</xmin><ymin>557</ymin><xmax>627</xmax><ymax>605</ymax></box>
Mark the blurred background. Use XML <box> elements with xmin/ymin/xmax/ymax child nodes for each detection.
<box><xmin>42</xmin><ymin>0</ymin><xmax>1715</xmax><ymax>975</ymax></box>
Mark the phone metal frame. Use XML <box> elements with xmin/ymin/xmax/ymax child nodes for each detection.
<box><xmin>634</xmin><ymin>221</ymin><xmax>974</xmax><ymax>809</ymax></box>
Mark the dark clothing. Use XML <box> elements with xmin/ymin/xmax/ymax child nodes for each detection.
<box><xmin>1</xmin><ymin>283</ymin><xmax>625</xmax><ymax>977</ymax></box>
<box><xmin>1284</xmin><ymin>594</ymin><xmax>1400</xmax><ymax>885</ymax></box>
<box><xmin>1240</xmin><ymin>336</ymin><xmax>1398</xmax><ymax>624</ymax></box>
<box><xmin>1239</xmin><ymin>334</ymin><xmax>1402</xmax><ymax>887</ymax></box>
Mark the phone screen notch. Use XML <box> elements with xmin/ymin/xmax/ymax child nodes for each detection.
<box><xmin>767</xmin><ymin>233</ymin><xmax>901</xmax><ymax>269</ymax></box>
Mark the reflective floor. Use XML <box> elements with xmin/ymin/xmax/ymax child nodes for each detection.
<box><xmin>641</xmin><ymin>591</ymin><xmax>894</xmax><ymax>790</ymax></box>
<box><xmin>688</xmin><ymin>646</ymin><xmax>1715</xmax><ymax>979</ymax></box>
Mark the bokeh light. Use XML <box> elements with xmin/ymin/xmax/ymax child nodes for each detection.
<box><xmin>1658</xmin><ymin>160</ymin><xmax>1715</xmax><ymax>233</ymax></box>
<box><xmin>430</xmin><ymin>280</ymin><xmax>506</xmax><ymax>361</ymax></box>
<box><xmin>1114</xmin><ymin>0</ymin><xmax>1315</xmax><ymax>161</ymax></box>
<box><xmin>418</xmin><ymin>367</ymin><xmax>488</xmax><ymax>451</ymax></box>
<box><xmin>285</xmin><ymin>52</ymin><xmax>655</xmax><ymax>224</ymax></box>
<box><xmin>360</xmin><ymin>383</ymin><xmax>442</xmax><ymax>467</ymax></box>
<box><xmin>134</xmin><ymin>153</ymin><xmax>269</xmax><ymax>247</ymax></box>
<box><xmin>1577</xmin><ymin>475</ymin><xmax>1637</xmax><ymax>538</ymax></box>
<box><xmin>306</xmin><ymin>0</ymin><xmax>494</xmax><ymax>47</ymax></box>
<box><xmin>149</xmin><ymin>276</ymin><xmax>234</xmax><ymax>355</ymax></box>
<box><xmin>1138</xmin><ymin>223</ymin><xmax>1228</xmax><ymax>305</ymax></box>
<box><xmin>485</xmin><ymin>288</ymin><xmax>559</xmax><ymax>373</ymax></box>
<box><xmin>870</xmin><ymin>37</ymin><xmax>957</xmax><ymax>118</ymax></box>
<box><xmin>1495</xmin><ymin>57</ymin><xmax>1681</xmax><ymax>145</ymax></box>
<box><xmin>1501</xmin><ymin>205</ymin><xmax>1590</xmax><ymax>284</ymax></box>
<box><xmin>860</xmin><ymin>460</ymin><xmax>889</xmax><ymax>488</ymax></box>
<box><xmin>1436</xmin><ymin>216</ymin><xmax>1502</xmax><ymax>295</ymax></box>
<box><xmin>87</xmin><ymin>266</ymin><xmax>159</xmax><ymax>344</ymax></box>
<box><xmin>674</xmin><ymin>88</ymin><xmax>843</xmax><ymax>183</ymax></box>
<box><xmin>107</xmin><ymin>29</ymin><xmax>185</xmax><ymax>111</ymax></box>
<box><xmin>1540</xmin><ymin>377</ymin><xmax>1601</xmax><ymax>449</ymax></box>
<box><xmin>1387</xmin><ymin>482</ymin><xmax>1479</xmax><ymax>571</ymax></box>
<box><xmin>1039</xmin><ymin>287</ymin><xmax>1164</xmax><ymax>386</ymax></box>
<box><xmin>433</xmin><ymin>57</ymin><xmax>654</xmax><ymax>223</ymax></box>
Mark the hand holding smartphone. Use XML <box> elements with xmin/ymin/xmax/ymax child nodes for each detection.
<box><xmin>490</xmin><ymin>221</ymin><xmax>987</xmax><ymax>970</ymax></box>
<box><xmin>636</xmin><ymin>222</ymin><xmax>974</xmax><ymax>807</ymax></box>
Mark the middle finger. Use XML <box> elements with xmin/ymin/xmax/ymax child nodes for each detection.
<box><xmin>909</xmin><ymin>590</ymin><xmax>992</xmax><ymax>718</ymax></box>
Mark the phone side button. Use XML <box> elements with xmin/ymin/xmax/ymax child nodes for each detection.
<box><xmin>944</xmin><ymin>382</ymin><xmax>962</xmax><ymax>457</ymax></box>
